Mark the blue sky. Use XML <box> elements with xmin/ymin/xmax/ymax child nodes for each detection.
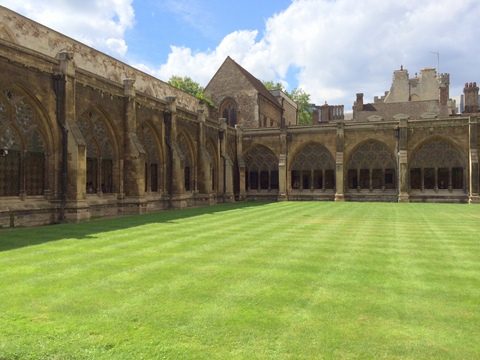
<box><xmin>125</xmin><ymin>0</ymin><xmax>291</xmax><ymax>65</ymax></box>
<box><xmin>1</xmin><ymin>0</ymin><xmax>480</xmax><ymax>108</ymax></box>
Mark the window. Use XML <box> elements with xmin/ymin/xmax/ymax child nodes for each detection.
<box><xmin>219</xmin><ymin>98</ymin><xmax>238</xmax><ymax>127</ymax></box>
<box><xmin>0</xmin><ymin>91</ymin><xmax>47</xmax><ymax>197</ymax></box>
<box><xmin>384</xmin><ymin>169</ymin><xmax>395</xmax><ymax>189</ymax></box>
<box><xmin>410</xmin><ymin>168</ymin><xmax>421</xmax><ymax>189</ymax></box>
<box><xmin>291</xmin><ymin>170</ymin><xmax>301</xmax><ymax>189</ymax></box>
<box><xmin>347</xmin><ymin>140</ymin><xmax>396</xmax><ymax>191</ymax></box>
<box><xmin>424</xmin><ymin>168</ymin><xmax>435</xmax><ymax>189</ymax></box>
<box><xmin>142</xmin><ymin>124</ymin><xmax>162</xmax><ymax>193</ymax></box>
<box><xmin>348</xmin><ymin>169</ymin><xmax>358</xmax><ymax>189</ymax></box>
<box><xmin>437</xmin><ymin>168</ymin><xmax>449</xmax><ymax>190</ymax></box>
<box><xmin>184</xmin><ymin>166</ymin><xmax>191</xmax><ymax>191</ymax></box>
<box><xmin>290</xmin><ymin>143</ymin><xmax>335</xmax><ymax>191</ymax></box>
<box><xmin>452</xmin><ymin>167</ymin><xmax>463</xmax><ymax>189</ymax></box>
<box><xmin>78</xmin><ymin>111</ymin><xmax>116</xmax><ymax>195</ymax></box>
<box><xmin>244</xmin><ymin>145</ymin><xmax>278</xmax><ymax>192</ymax></box>
<box><xmin>410</xmin><ymin>140</ymin><xmax>465</xmax><ymax>191</ymax></box>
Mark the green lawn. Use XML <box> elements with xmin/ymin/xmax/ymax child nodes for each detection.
<box><xmin>0</xmin><ymin>202</ymin><xmax>479</xmax><ymax>359</ymax></box>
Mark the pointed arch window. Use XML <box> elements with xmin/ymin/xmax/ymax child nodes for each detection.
<box><xmin>410</xmin><ymin>140</ymin><xmax>465</xmax><ymax>191</ymax></box>
<box><xmin>290</xmin><ymin>143</ymin><xmax>335</xmax><ymax>191</ymax></box>
<box><xmin>0</xmin><ymin>89</ymin><xmax>47</xmax><ymax>197</ymax></box>
<box><xmin>78</xmin><ymin>111</ymin><xmax>116</xmax><ymax>194</ymax></box>
<box><xmin>244</xmin><ymin>145</ymin><xmax>278</xmax><ymax>192</ymax></box>
<box><xmin>178</xmin><ymin>133</ymin><xmax>193</xmax><ymax>192</ymax></box>
<box><xmin>141</xmin><ymin>124</ymin><xmax>161</xmax><ymax>193</ymax></box>
<box><xmin>219</xmin><ymin>98</ymin><xmax>238</xmax><ymax>127</ymax></box>
<box><xmin>346</xmin><ymin>140</ymin><xmax>396</xmax><ymax>191</ymax></box>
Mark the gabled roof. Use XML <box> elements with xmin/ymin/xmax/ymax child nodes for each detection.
<box><xmin>207</xmin><ymin>56</ymin><xmax>282</xmax><ymax>109</ymax></box>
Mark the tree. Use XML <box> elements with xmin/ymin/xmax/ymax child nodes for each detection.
<box><xmin>263</xmin><ymin>81</ymin><xmax>285</xmax><ymax>92</ymax></box>
<box><xmin>168</xmin><ymin>76</ymin><xmax>213</xmax><ymax>106</ymax></box>
<box><xmin>288</xmin><ymin>88</ymin><xmax>312</xmax><ymax>125</ymax></box>
<box><xmin>262</xmin><ymin>80</ymin><xmax>313</xmax><ymax>125</ymax></box>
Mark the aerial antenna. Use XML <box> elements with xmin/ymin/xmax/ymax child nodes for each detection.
<box><xmin>431</xmin><ymin>51</ymin><xmax>440</xmax><ymax>73</ymax></box>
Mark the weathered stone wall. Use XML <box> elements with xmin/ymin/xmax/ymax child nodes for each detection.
<box><xmin>258</xmin><ymin>96</ymin><xmax>282</xmax><ymax>128</ymax></box>
<box><xmin>0</xmin><ymin>7</ymin><xmax>225</xmax><ymax>227</ymax></box>
<box><xmin>0</xmin><ymin>5</ymin><xmax>200</xmax><ymax>112</ymax></box>
<box><xmin>355</xmin><ymin>100</ymin><xmax>439</xmax><ymax>122</ymax></box>
<box><xmin>205</xmin><ymin>58</ymin><xmax>259</xmax><ymax>128</ymax></box>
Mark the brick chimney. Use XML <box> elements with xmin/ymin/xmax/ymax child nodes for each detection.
<box><xmin>463</xmin><ymin>82</ymin><xmax>479</xmax><ymax>113</ymax></box>
<box><xmin>354</xmin><ymin>93</ymin><xmax>364</xmax><ymax>111</ymax></box>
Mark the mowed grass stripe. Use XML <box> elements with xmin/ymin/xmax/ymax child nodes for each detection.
<box><xmin>0</xmin><ymin>202</ymin><xmax>479</xmax><ymax>359</ymax></box>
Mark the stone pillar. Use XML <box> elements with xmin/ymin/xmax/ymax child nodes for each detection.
<box><xmin>54</xmin><ymin>51</ymin><xmax>88</xmax><ymax>222</ymax></box>
<box><xmin>220</xmin><ymin>119</ymin><xmax>234</xmax><ymax>202</ymax></box>
<box><xmin>398</xmin><ymin>118</ymin><xmax>409</xmax><ymax>202</ymax></box>
<box><xmin>122</xmin><ymin>79</ymin><xmax>146</xmax><ymax>204</ymax></box>
<box><xmin>278</xmin><ymin>131</ymin><xmax>287</xmax><ymax>200</ymax></box>
<box><xmin>335</xmin><ymin>121</ymin><xmax>345</xmax><ymax>201</ymax></box>
<box><xmin>469</xmin><ymin>117</ymin><xmax>479</xmax><ymax>203</ymax></box>
<box><xmin>164</xmin><ymin>97</ymin><xmax>186</xmax><ymax>209</ymax></box>
<box><xmin>196</xmin><ymin>106</ymin><xmax>211</xmax><ymax>197</ymax></box>
<box><xmin>236</xmin><ymin>125</ymin><xmax>246</xmax><ymax>200</ymax></box>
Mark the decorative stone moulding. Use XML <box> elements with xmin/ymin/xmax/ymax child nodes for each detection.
<box><xmin>393</xmin><ymin>113</ymin><xmax>410</xmax><ymax>121</ymax></box>
<box><xmin>420</xmin><ymin>112</ymin><xmax>438</xmax><ymax>119</ymax></box>
<box><xmin>367</xmin><ymin>115</ymin><xmax>383</xmax><ymax>122</ymax></box>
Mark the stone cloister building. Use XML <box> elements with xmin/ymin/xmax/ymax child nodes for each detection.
<box><xmin>0</xmin><ymin>6</ymin><xmax>478</xmax><ymax>227</ymax></box>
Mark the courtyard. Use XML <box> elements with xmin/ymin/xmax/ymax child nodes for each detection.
<box><xmin>0</xmin><ymin>202</ymin><xmax>479</xmax><ymax>359</ymax></box>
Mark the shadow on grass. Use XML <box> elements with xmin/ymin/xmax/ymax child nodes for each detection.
<box><xmin>0</xmin><ymin>201</ymin><xmax>271</xmax><ymax>253</ymax></box>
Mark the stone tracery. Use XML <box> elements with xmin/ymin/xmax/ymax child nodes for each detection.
<box><xmin>290</xmin><ymin>143</ymin><xmax>335</xmax><ymax>190</ymax></box>
<box><xmin>244</xmin><ymin>145</ymin><xmax>278</xmax><ymax>191</ymax></box>
<box><xmin>0</xmin><ymin>89</ymin><xmax>47</xmax><ymax>196</ymax></box>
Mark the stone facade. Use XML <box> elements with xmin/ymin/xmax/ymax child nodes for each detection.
<box><xmin>0</xmin><ymin>6</ymin><xmax>479</xmax><ymax>228</ymax></box>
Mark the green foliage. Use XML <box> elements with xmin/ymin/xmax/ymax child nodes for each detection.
<box><xmin>262</xmin><ymin>81</ymin><xmax>285</xmax><ymax>91</ymax></box>
<box><xmin>1</xmin><ymin>202</ymin><xmax>479</xmax><ymax>358</ymax></box>
<box><xmin>263</xmin><ymin>81</ymin><xmax>313</xmax><ymax>125</ymax></box>
<box><xmin>288</xmin><ymin>88</ymin><xmax>312</xmax><ymax>125</ymax></box>
<box><xmin>168</xmin><ymin>75</ymin><xmax>213</xmax><ymax>106</ymax></box>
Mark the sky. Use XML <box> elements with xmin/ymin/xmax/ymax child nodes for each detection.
<box><xmin>1</xmin><ymin>0</ymin><xmax>480</xmax><ymax>108</ymax></box>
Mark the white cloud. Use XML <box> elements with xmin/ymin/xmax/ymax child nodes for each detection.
<box><xmin>150</xmin><ymin>0</ymin><xmax>480</xmax><ymax>106</ymax></box>
<box><xmin>0</xmin><ymin>0</ymin><xmax>134</xmax><ymax>57</ymax></box>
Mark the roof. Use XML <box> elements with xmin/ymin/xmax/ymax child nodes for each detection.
<box><xmin>225</xmin><ymin>57</ymin><xmax>282</xmax><ymax>108</ymax></box>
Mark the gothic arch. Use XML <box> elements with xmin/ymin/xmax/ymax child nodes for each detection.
<box><xmin>0</xmin><ymin>86</ymin><xmax>53</xmax><ymax>196</ymax></box>
<box><xmin>289</xmin><ymin>142</ymin><xmax>335</xmax><ymax>190</ymax></box>
<box><xmin>177</xmin><ymin>131</ymin><xmax>195</xmax><ymax>192</ymax></box>
<box><xmin>409</xmin><ymin>137</ymin><xmax>466</xmax><ymax>191</ymax></box>
<box><xmin>141</xmin><ymin>121</ymin><xmax>164</xmax><ymax>193</ymax></box>
<box><xmin>243</xmin><ymin>144</ymin><xmax>278</xmax><ymax>191</ymax></box>
<box><xmin>78</xmin><ymin>108</ymin><xmax>119</xmax><ymax>194</ymax></box>
<box><xmin>219</xmin><ymin>97</ymin><xmax>238</xmax><ymax>127</ymax></box>
<box><xmin>346</xmin><ymin>139</ymin><xmax>396</xmax><ymax>191</ymax></box>
<box><xmin>206</xmin><ymin>139</ymin><xmax>218</xmax><ymax>192</ymax></box>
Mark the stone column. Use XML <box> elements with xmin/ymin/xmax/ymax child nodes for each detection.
<box><xmin>469</xmin><ymin>117</ymin><xmax>479</xmax><ymax>203</ymax></box>
<box><xmin>236</xmin><ymin>125</ymin><xmax>246</xmax><ymax>200</ymax></box>
<box><xmin>278</xmin><ymin>131</ymin><xmax>287</xmax><ymax>200</ymax></box>
<box><xmin>398</xmin><ymin>118</ymin><xmax>409</xmax><ymax>202</ymax></box>
<box><xmin>164</xmin><ymin>97</ymin><xmax>185</xmax><ymax>205</ymax></box>
<box><xmin>122</xmin><ymin>79</ymin><xmax>146</xmax><ymax>210</ymax></box>
<box><xmin>54</xmin><ymin>51</ymin><xmax>88</xmax><ymax>222</ymax></box>
<box><xmin>196</xmin><ymin>107</ymin><xmax>211</xmax><ymax>197</ymax></box>
<box><xmin>220</xmin><ymin>119</ymin><xmax>234</xmax><ymax>202</ymax></box>
<box><xmin>335</xmin><ymin>121</ymin><xmax>345</xmax><ymax>201</ymax></box>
